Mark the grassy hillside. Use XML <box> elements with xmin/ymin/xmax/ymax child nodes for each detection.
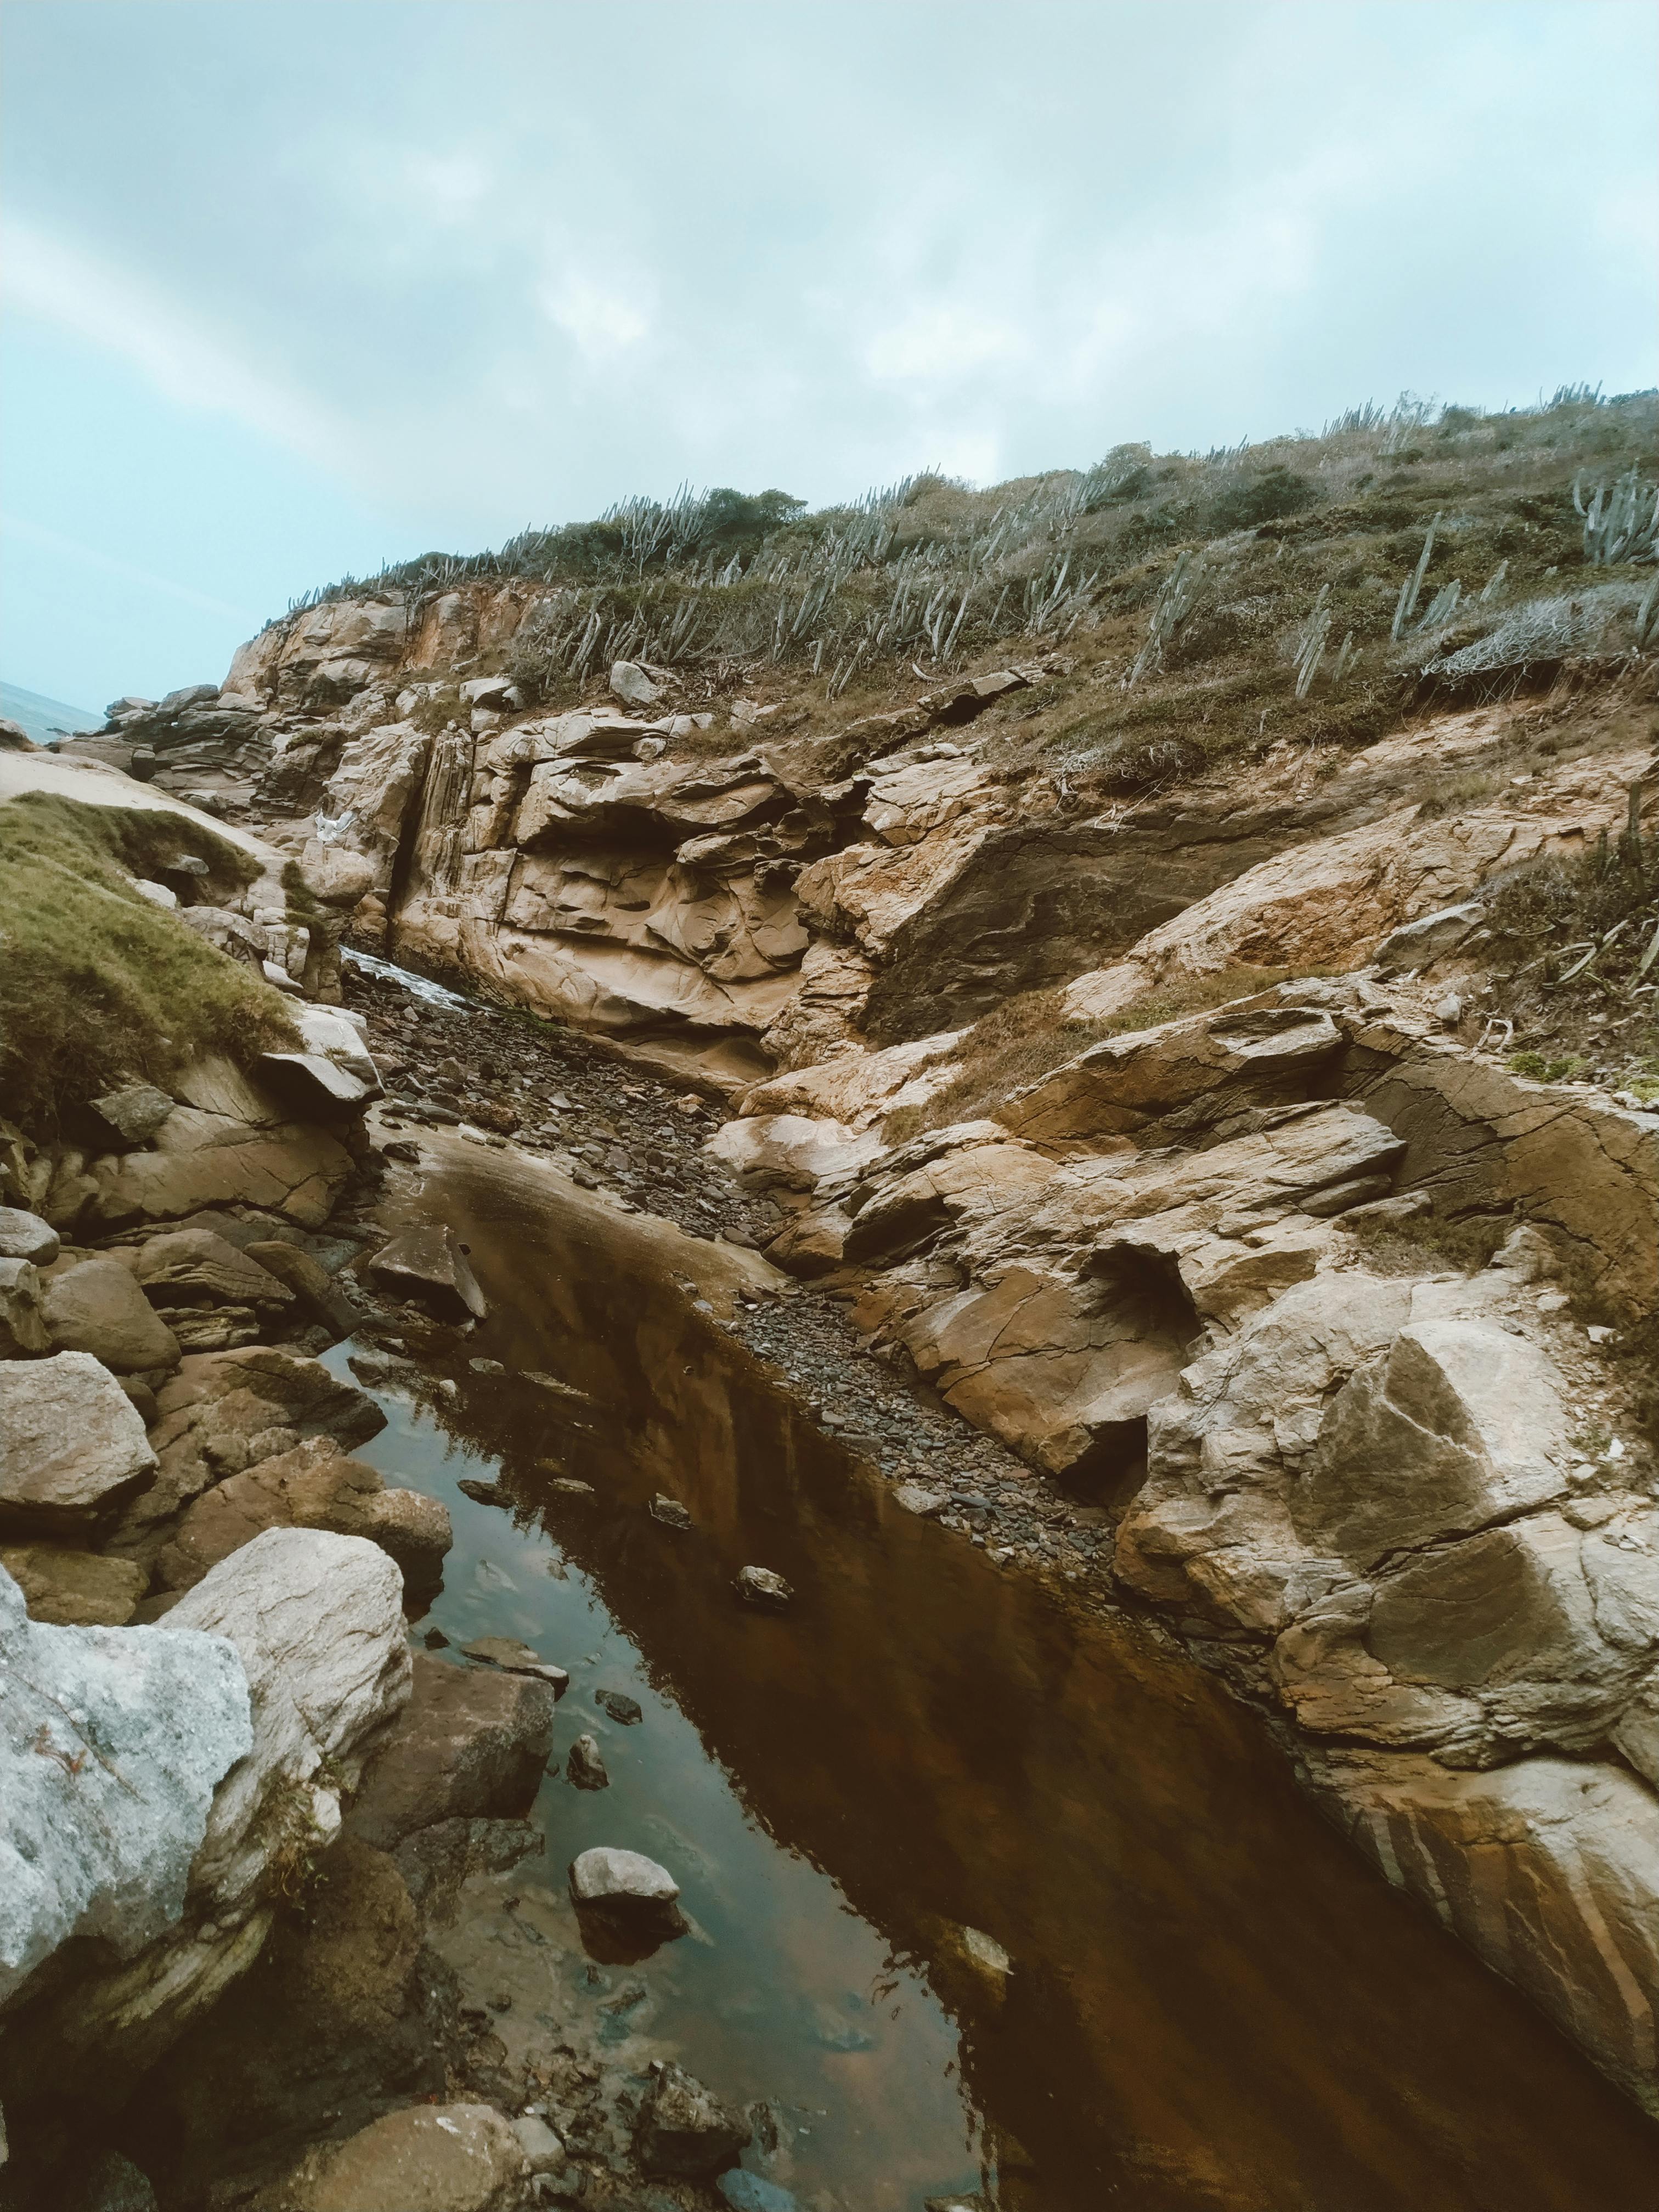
<box><xmin>0</xmin><ymin>793</ymin><xmax>298</xmax><ymax>1138</ymax></box>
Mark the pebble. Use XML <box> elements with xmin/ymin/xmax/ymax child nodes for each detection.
<box><xmin>596</xmin><ymin>1689</ymin><xmax>644</xmax><ymax>1725</ymax></box>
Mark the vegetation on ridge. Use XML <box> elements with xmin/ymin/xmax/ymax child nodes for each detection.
<box><xmin>285</xmin><ymin>386</ymin><xmax>1655</xmax><ymax>734</ymax></box>
<box><xmin>0</xmin><ymin>794</ymin><xmax>299</xmax><ymax>1138</ymax></box>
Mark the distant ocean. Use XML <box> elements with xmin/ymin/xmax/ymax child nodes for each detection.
<box><xmin>0</xmin><ymin>680</ymin><xmax>103</xmax><ymax>746</ymax></box>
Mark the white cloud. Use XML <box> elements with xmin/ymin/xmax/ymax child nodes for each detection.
<box><xmin>538</xmin><ymin>267</ymin><xmax>652</xmax><ymax>363</ymax></box>
<box><xmin>2</xmin><ymin>213</ymin><xmax>357</xmax><ymax>475</ymax></box>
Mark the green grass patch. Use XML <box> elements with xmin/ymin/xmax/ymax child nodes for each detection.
<box><xmin>0</xmin><ymin>792</ymin><xmax>299</xmax><ymax>1138</ymax></box>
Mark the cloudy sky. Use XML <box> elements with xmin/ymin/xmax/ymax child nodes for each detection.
<box><xmin>3</xmin><ymin>0</ymin><xmax>1654</xmax><ymax>710</ymax></box>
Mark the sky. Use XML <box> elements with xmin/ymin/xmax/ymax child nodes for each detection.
<box><xmin>2</xmin><ymin>0</ymin><xmax>1654</xmax><ymax>713</ymax></box>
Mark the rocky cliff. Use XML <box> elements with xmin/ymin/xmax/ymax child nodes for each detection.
<box><xmin>13</xmin><ymin>390</ymin><xmax>1659</xmax><ymax>2151</ymax></box>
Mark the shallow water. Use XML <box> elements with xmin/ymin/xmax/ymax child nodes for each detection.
<box><xmin>338</xmin><ymin>1145</ymin><xmax>1659</xmax><ymax>2211</ymax></box>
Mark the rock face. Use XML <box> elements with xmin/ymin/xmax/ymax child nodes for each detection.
<box><xmin>0</xmin><ymin>1353</ymin><xmax>157</xmax><ymax>1535</ymax></box>
<box><xmin>0</xmin><ymin>1558</ymin><xmax>251</xmax><ymax>2005</ymax></box>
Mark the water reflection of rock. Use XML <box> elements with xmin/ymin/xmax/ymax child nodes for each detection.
<box><xmin>399</xmin><ymin>1142</ymin><xmax>1659</xmax><ymax>2212</ymax></box>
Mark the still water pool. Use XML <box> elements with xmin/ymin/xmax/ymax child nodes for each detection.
<box><xmin>333</xmin><ymin>1143</ymin><xmax>1659</xmax><ymax>2211</ymax></box>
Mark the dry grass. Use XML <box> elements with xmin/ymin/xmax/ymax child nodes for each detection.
<box><xmin>0</xmin><ymin>793</ymin><xmax>298</xmax><ymax>1138</ymax></box>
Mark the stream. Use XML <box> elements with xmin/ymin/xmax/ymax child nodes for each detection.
<box><xmin>331</xmin><ymin>1138</ymin><xmax>1659</xmax><ymax>2212</ymax></box>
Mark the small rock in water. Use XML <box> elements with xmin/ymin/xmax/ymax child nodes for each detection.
<box><xmin>381</xmin><ymin>1139</ymin><xmax>422</xmax><ymax>1163</ymax></box>
<box><xmin>719</xmin><ymin>2173</ymin><xmax>801</xmax><ymax>2212</ymax></box>
<box><xmin>524</xmin><ymin>1369</ymin><xmax>595</xmax><ymax>1402</ymax></box>
<box><xmin>734</xmin><ymin>1565</ymin><xmax>794</xmax><ymax>1612</ymax></box>
<box><xmin>458</xmin><ymin>1477</ymin><xmax>505</xmax><ymax>1505</ymax></box>
<box><xmin>924</xmin><ymin>2197</ymin><xmax>992</xmax><ymax>2212</ymax></box>
<box><xmin>596</xmin><ymin>1688</ymin><xmax>644</xmax><ymax>1725</ymax></box>
<box><xmin>424</xmin><ymin>1627</ymin><xmax>450</xmax><ymax>1650</ymax></box>
<box><xmin>550</xmin><ymin>1477</ymin><xmax>595</xmax><ymax>1498</ymax></box>
<box><xmin>469</xmin><ymin>1356</ymin><xmax>505</xmax><ymax>1374</ymax></box>
<box><xmin>961</xmin><ymin>1924</ymin><xmax>1013</xmax><ymax>1978</ymax></box>
<box><xmin>650</xmin><ymin>1493</ymin><xmax>693</xmax><ymax>1530</ymax></box>
<box><xmin>569</xmin><ymin>1846</ymin><xmax>686</xmax><ymax>1949</ymax></box>
<box><xmin>463</xmin><ymin>1636</ymin><xmax>569</xmax><ymax>1694</ymax></box>
<box><xmin>566</xmin><ymin>1733</ymin><xmax>611</xmax><ymax>1790</ymax></box>
<box><xmin>634</xmin><ymin>2059</ymin><xmax>752</xmax><ymax>2179</ymax></box>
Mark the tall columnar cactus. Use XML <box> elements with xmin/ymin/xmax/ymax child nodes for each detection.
<box><xmin>1575</xmin><ymin>470</ymin><xmax>1659</xmax><ymax>566</ymax></box>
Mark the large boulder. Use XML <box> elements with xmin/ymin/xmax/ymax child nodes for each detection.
<box><xmin>166</xmin><ymin>1530</ymin><xmax>413</xmax><ymax>1915</ymax></box>
<box><xmin>0</xmin><ymin>1353</ymin><xmax>156</xmax><ymax>1536</ymax></box>
<box><xmin>0</xmin><ymin>1560</ymin><xmax>250</xmax><ymax>2005</ymax></box>
<box><xmin>131</xmin><ymin>1229</ymin><xmax>296</xmax><ymax>1313</ymax></box>
<box><xmin>155</xmin><ymin>1436</ymin><xmax>451</xmax><ymax>1595</ymax></box>
<box><xmin>0</xmin><ymin>1209</ymin><xmax>59</xmax><ymax>1265</ymax></box>
<box><xmin>345</xmin><ymin>1654</ymin><xmax>556</xmax><ymax>1850</ymax></box>
<box><xmin>42</xmin><ymin>1256</ymin><xmax>182</xmax><ymax>1373</ymax></box>
<box><xmin>117</xmin><ymin>1346</ymin><xmax>385</xmax><ymax>1538</ymax></box>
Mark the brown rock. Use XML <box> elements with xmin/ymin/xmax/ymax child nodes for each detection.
<box><xmin>42</xmin><ymin>1255</ymin><xmax>182</xmax><ymax>1373</ymax></box>
<box><xmin>345</xmin><ymin>1654</ymin><xmax>556</xmax><ymax>1850</ymax></box>
<box><xmin>155</xmin><ymin>1436</ymin><xmax>451</xmax><ymax>1594</ymax></box>
<box><xmin>132</xmin><ymin>1228</ymin><xmax>297</xmax><ymax>1311</ymax></box>
<box><xmin>0</xmin><ymin>1544</ymin><xmax>148</xmax><ymax>1625</ymax></box>
<box><xmin>249</xmin><ymin>2101</ymin><xmax>527</xmax><ymax>2212</ymax></box>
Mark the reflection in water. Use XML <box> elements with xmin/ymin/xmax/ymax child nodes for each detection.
<box><xmin>344</xmin><ymin>1149</ymin><xmax>1659</xmax><ymax>2212</ymax></box>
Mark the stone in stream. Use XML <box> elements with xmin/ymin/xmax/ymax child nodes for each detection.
<box><xmin>595</xmin><ymin>1689</ymin><xmax>642</xmax><ymax>1725</ymax></box>
<box><xmin>634</xmin><ymin>2059</ymin><xmax>752</xmax><ymax>2179</ymax></box>
<box><xmin>366</xmin><ymin>1225</ymin><xmax>488</xmax><ymax>1322</ymax></box>
<box><xmin>461</xmin><ymin>1636</ymin><xmax>569</xmax><ymax>1695</ymax></box>
<box><xmin>569</xmin><ymin>1847</ymin><xmax>687</xmax><ymax>1959</ymax></box>
<box><xmin>734</xmin><ymin>1565</ymin><xmax>794</xmax><ymax>1612</ymax></box>
<box><xmin>346</xmin><ymin>1654</ymin><xmax>557</xmax><ymax>1851</ymax></box>
<box><xmin>549</xmin><ymin>1477</ymin><xmax>595</xmax><ymax>1498</ymax></box>
<box><xmin>565</xmin><ymin>1733</ymin><xmax>610</xmax><ymax>1790</ymax></box>
<box><xmin>649</xmin><ymin>1493</ymin><xmax>693</xmax><ymax>1530</ymax></box>
<box><xmin>457</xmin><ymin>1478</ymin><xmax>505</xmax><ymax>1505</ymax></box>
